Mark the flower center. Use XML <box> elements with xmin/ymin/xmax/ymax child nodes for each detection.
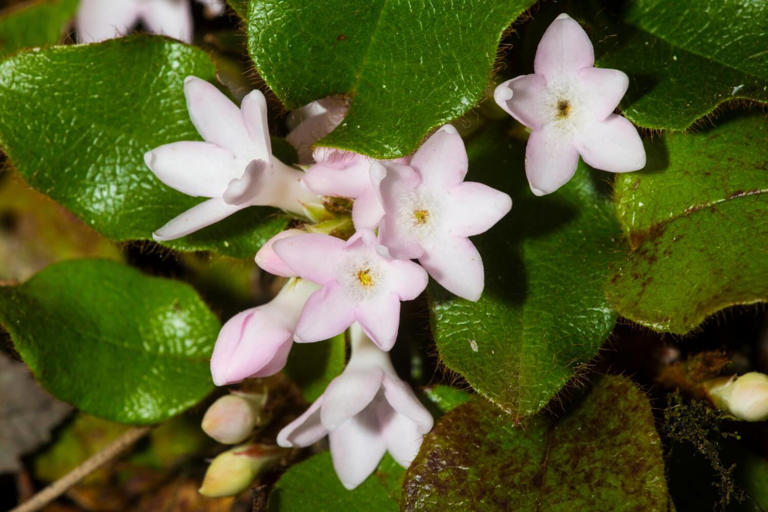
<box><xmin>356</xmin><ymin>268</ymin><xmax>374</xmax><ymax>288</ymax></box>
<box><xmin>412</xmin><ymin>209</ymin><xmax>429</xmax><ymax>225</ymax></box>
<box><xmin>338</xmin><ymin>255</ymin><xmax>385</xmax><ymax>302</ymax></box>
<box><xmin>556</xmin><ymin>99</ymin><xmax>571</xmax><ymax>119</ymax></box>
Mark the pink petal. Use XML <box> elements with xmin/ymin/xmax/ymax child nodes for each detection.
<box><xmin>276</xmin><ymin>398</ymin><xmax>327</xmax><ymax>447</ymax></box>
<box><xmin>153</xmin><ymin>197</ymin><xmax>247</xmax><ymax>241</ymax></box>
<box><xmin>254</xmin><ymin>229</ymin><xmax>305</xmax><ymax>277</ymax></box>
<box><xmin>381</xmin><ymin>376</ymin><xmax>434</xmax><ymax>433</ymax></box>
<box><xmin>446</xmin><ymin>182</ymin><xmax>512</xmax><ymax>238</ymax></box>
<box><xmin>524</xmin><ymin>125</ymin><xmax>580</xmax><ymax>196</ymax></box>
<box><xmin>420</xmin><ymin>237</ymin><xmax>484</xmax><ymax>301</ymax></box>
<box><xmin>240</xmin><ymin>89</ymin><xmax>272</xmax><ymax>162</ymax></box>
<box><xmin>294</xmin><ymin>284</ymin><xmax>355</xmax><ymax>343</ymax></box>
<box><xmin>385</xmin><ymin>259</ymin><xmax>429</xmax><ymax>301</ymax></box>
<box><xmin>575</xmin><ymin>114</ymin><xmax>646</xmax><ymax>172</ymax></box>
<box><xmin>409</xmin><ymin>125</ymin><xmax>467</xmax><ymax>189</ymax></box>
<box><xmin>351</xmin><ymin>189</ymin><xmax>385</xmax><ymax>230</ymax></box>
<box><xmin>355</xmin><ymin>293</ymin><xmax>401</xmax><ymax>351</ymax></box>
<box><xmin>577</xmin><ymin>67</ymin><xmax>629</xmax><ymax>121</ymax></box>
<box><xmin>328</xmin><ymin>408</ymin><xmax>387</xmax><ymax>490</ymax></box>
<box><xmin>376</xmin><ymin>406</ymin><xmax>425</xmax><ymax>467</ymax></box>
<box><xmin>534</xmin><ymin>13</ymin><xmax>594</xmax><ymax>80</ymax></box>
<box><xmin>493</xmin><ymin>75</ymin><xmax>549</xmax><ymax>129</ymax></box>
<box><xmin>272</xmin><ymin>233</ymin><xmax>346</xmax><ymax>284</ymax></box>
<box><xmin>320</xmin><ymin>369</ymin><xmax>385</xmax><ymax>430</ymax></box>
<box><xmin>210</xmin><ymin>308</ymin><xmax>293</xmax><ymax>386</ymax></box>
<box><xmin>76</xmin><ymin>0</ymin><xmax>139</xmax><ymax>43</ymax></box>
<box><xmin>377</xmin><ymin>163</ymin><xmax>426</xmax><ymax>259</ymax></box>
<box><xmin>302</xmin><ymin>154</ymin><xmax>372</xmax><ymax>198</ymax></box>
<box><xmin>144</xmin><ymin>141</ymin><xmax>242</xmax><ymax>197</ymax></box>
<box><xmin>183</xmin><ymin>77</ymin><xmax>254</xmax><ymax>158</ymax></box>
<box><xmin>222</xmin><ymin>159</ymin><xmax>268</xmax><ymax>205</ymax></box>
<box><xmin>139</xmin><ymin>0</ymin><xmax>193</xmax><ymax>43</ymax></box>
<box><xmin>286</xmin><ymin>98</ymin><xmax>348</xmax><ymax>164</ymax></box>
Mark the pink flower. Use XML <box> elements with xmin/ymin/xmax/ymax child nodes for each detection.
<box><xmin>210</xmin><ymin>279</ymin><xmax>319</xmax><ymax>386</ymax></box>
<box><xmin>493</xmin><ymin>13</ymin><xmax>646</xmax><ymax>196</ymax></box>
<box><xmin>76</xmin><ymin>0</ymin><xmax>196</xmax><ymax>43</ymax></box>
<box><xmin>254</xmin><ymin>228</ymin><xmax>306</xmax><ymax>277</ymax></box>
<box><xmin>277</xmin><ymin>323</ymin><xmax>433</xmax><ymax>489</ymax></box>
<box><xmin>145</xmin><ymin>77</ymin><xmax>322</xmax><ymax>241</ymax></box>
<box><xmin>285</xmin><ymin>98</ymin><xmax>349</xmax><ymax>165</ymax></box>
<box><xmin>378</xmin><ymin>125</ymin><xmax>511</xmax><ymax>301</ymax></box>
<box><xmin>270</xmin><ymin>230</ymin><xmax>428</xmax><ymax>350</ymax></box>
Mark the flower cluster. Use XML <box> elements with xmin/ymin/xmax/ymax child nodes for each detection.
<box><xmin>144</xmin><ymin>12</ymin><xmax>645</xmax><ymax>491</ymax></box>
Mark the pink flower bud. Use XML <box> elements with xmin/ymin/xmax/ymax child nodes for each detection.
<box><xmin>201</xmin><ymin>391</ymin><xmax>268</xmax><ymax>444</ymax></box>
<box><xmin>198</xmin><ymin>443</ymin><xmax>284</xmax><ymax>497</ymax></box>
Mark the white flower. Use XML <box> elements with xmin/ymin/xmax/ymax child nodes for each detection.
<box><xmin>707</xmin><ymin>372</ymin><xmax>768</xmax><ymax>422</ymax></box>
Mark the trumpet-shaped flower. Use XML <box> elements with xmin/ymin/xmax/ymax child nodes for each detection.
<box><xmin>286</xmin><ymin>98</ymin><xmax>349</xmax><ymax>165</ymax></box>
<box><xmin>210</xmin><ymin>278</ymin><xmax>319</xmax><ymax>386</ymax></box>
<box><xmin>378</xmin><ymin>125</ymin><xmax>512</xmax><ymax>301</ymax></box>
<box><xmin>277</xmin><ymin>323</ymin><xmax>433</xmax><ymax>489</ymax></box>
<box><xmin>145</xmin><ymin>77</ymin><xmax>322</xmax><ymax>241</ymax></box>
<box><xmin>271</xmin><ymin>230</ymin><xmax>428</xmax><ymax>350</ymax></box>
<box><xmin>76</xmin><ymin>0</ymin><xmax>224</xmax><ymax>43</ymax></box>
<box><xmin>493</xmin><ymin>13</ymin><xmax>646</xmax><ymax>196</ymax></box>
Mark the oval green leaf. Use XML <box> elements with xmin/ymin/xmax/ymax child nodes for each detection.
<box><xmin>0</xmin><ymin>0</ymin><xmax>77</xmax><ymax>58</ymax></box>
<box><xmin>0</xmin><ymin>259</ymin><xmax>220</xmax><ymax>424</ymax></box>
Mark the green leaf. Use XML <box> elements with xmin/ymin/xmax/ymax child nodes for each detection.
<box><xmin>607</xmin><ymin>113</ymin><xmax>768</xmax><ymax>334</ymax></box>
<box><xmin>596</xmin><ymin>0</ymin><xmax>768</xmax><ymax>130</ymax></box>
<box><xmin>0</xmin><ymin>37</ymin><xmax>288</xmax><ymax>259</ymax></box>
<box><xmin>430</xmin><ymin>124</ymin><xmax>622</xmax><ymax>419</ymax></box>
<box><xmin>246</xmin><ymin>0</ymin><xmax>535</xmax><ymax>158</ymax></box>
<box><xmin>0</xmin><ymin>0</ymin><xmax>77</xmax><ymax>58</ymax></box>
<box><xmin>269</xmin><ymin>453</ymin><xmax>403</xmax><ymax>511</ymax></box>
<box><xmin>402</xmin><ymin>376</ymin><xmax>671</xmax><ymax>511</ymax></box>
<box><xmin>283</xmin><ymin>332</ymin><xmax>346</xmax><ymax>402</ymax></box>
<box><xmin>0</xmin><ymin>259</ymin><xmax>220</xmax><ymax>424</ymax></box>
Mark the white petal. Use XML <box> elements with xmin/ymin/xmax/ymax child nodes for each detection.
<box><xmin>376</xmin><ymin>405</ymin><xmax>425</xmax><ymax>467</ymax></box>
<box><xmin>382</xmin><ymin>375</ymin><xmax>434</xmax><ymax>433</ymax></box>
<box><xmin>76</xmin><ymin>0</ymin><xmax>140</xmax><ymax>43</ymax></box>
<box><xmin>240</xmin><ymin>89</ymin><xmax>272</xmax><ymax>162</ymax></box>
<box><xmin>320</xmin><ymin>369</ymin><xmax>384</xmax><ymax>430</ymax></box>
<box><xmin>494</xmin><ymin>75</ymin><xmax>549</xmax><ymax>129</ymax></box>
<box><xmin>420</xmin><ymin>236</ymin><xmax>485</xmax><ymax>301</ymax></box>
<box><xmin>577</xmin><ymin>67</ymin><xmax>629</xmax><ymax>121</ymax></box>
<box><xmin>446</xmin><ymin>182</ymin><xmax>512</xmax><ymax>238</ymax></box>
<box><xmin>277</xmin><ymin>398</ymin><xmax>328</xmax><ymax>447</ymax></box>
<box><xmin>286</xmin><ymin>97</ymin><xmax>348</xmax><ymax>164</ymax></box>
<box><xmin>575</xmin><ymin>115</ymin><xmax>646</xmax><ymax>172</ymax></box>
<box><xmin>183</xmin><ymin>77</ymin><xmax>255</xmax><ymax>158</ymax></box>
<box><xmin>328</xmin><ymin>408</ymin><xmax>387</xmax><ymax>490</ymax></box>
<box><xmin>153</xmin><ymin>197</ymin><xmax>248</xmax><ymax>241</ymax></box>
<box><xmin>534</xmin><ymin>13</ymin><xmax>594</xmax><ymax>80</ymax></box>
<box><xmin>139</xmin><ymin>0</ymin><xmax>193</xmax><ymax>43</ymax></box>
<box><xmin>409</xmin><ymin>125</ymin><xmax>467</xmax><ymax>189</ymax></box>
<box><xmin>145</xmin><ymin>141</ymin><xmax>243</xmax><ymax>197</ymax></box>
<box><xmin>524</xmin><ymin>125</ymin><xmax>580</xmax><ymax>196</ymax></box>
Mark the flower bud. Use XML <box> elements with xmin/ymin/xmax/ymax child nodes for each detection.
<box><xmin>198</xmin><ymin>443</ymin><xmax>284</xmax><ymax>498</ymax></box>
<box><xmin>201</xmin><ymin>391</ymin><xmax>268</xmax><ymax>444</ymax></box>
<box><xmin>706</xmin><ymin>372</ymin><xmax>768</xmax><ymax>422</ymax></box>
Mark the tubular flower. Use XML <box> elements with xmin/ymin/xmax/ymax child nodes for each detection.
<box><xmin>378</xmin><ymin>125</ymin><xmax>512</xmax><ymax>301</ymax></box>
<box><xmin>210</xmin><ymin>278</ymin><xmax>319</xmax><ymax>386</ymax></box>
<box><xmin>145</xmin><ymin>77</ymin><xmax>322</xmax><ymax>241</ymax></box>
<box><xmin>271</xmin><ymin>230</ymin><xmax>428</xmax><ymax>350</ymax></box>
<box><xmin>277</xmin><ymin>323</ymin><xmax>433</xmax><ymax>489</ymax></box>
<box><xmin>493</xmin><ymin>13</ymin><xmax>646</xmax><ymax>196</ymax></box>
<box><xmin>285</xmin><ymin>97</ymin><xmax>349</xmax><ymax>165</ymax></box>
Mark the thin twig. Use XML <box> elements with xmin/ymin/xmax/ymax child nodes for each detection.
<box><xmin>11</xmin><ymin>426</ymin><xmax>152</xmax><ymax>512</ymax></box>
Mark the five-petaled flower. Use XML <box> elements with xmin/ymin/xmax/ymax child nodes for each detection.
<box><xmin>145</xmin><ymin>77</ymin><xmax>322</xmax><ymax>241</ymax></box>
<box><xmin>277</xmin><ymin>323</ymin><xmax>434</xmax><ymax>489</ymax></box>
<box><xmin>493</xmin><ymin>13</ymin><xmax>646</xmax><ymax>196</ymax></box>
<box><xmin>378</xmin><ymin>125</ymin><xmax>512</xmax><ymax>301</ymax></box>
<box><xmin>270</xmin><ymin>229</ymin><xmax>428</xmax><ymax>350</ymax></box>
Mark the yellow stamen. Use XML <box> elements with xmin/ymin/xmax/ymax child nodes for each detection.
<box><xmin>556</xmin><ymin>99</ymin><xmax>571</xmax><ymax>119</ymax></box>
<box><xmin>356</xmin><ymin>269</ymin><xmax>374</xmax><ymax>288</ymax></box>
<box><xmin>413</xmin><ymin>209</ymin><xmax>429</xmax><ymax>225</ymax></box>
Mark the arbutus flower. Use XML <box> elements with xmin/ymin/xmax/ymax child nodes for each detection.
<box><xmin>378</xmin><ymin>125</ymin><xmax>512</xmax><ymax>301</ymax></box>
<box><xmin>276</xmin><ymin>323</ymin><xmax>433</xmax><ymax>489</ymax></box>
<box><xmin>493</xmin><ymin>13</ymin><xmax>646</xmax><ymax>196</ymax></box>
<box><xmin>145</xmin><ymin>77</ymin><xmax>323</xmax><ymax>241</ymax></box>
<box><xmin>270</xmin><ymin>230</ymin><xmax>428</xmax><ymax>350</ymax></box>
<box><xmin>285</xmin><ymin>97</ymin><xmax>349</xmax><ymax>165</ymax></box>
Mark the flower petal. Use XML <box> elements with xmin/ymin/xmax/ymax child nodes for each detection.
<box><xmin>493</xmin><ymin>74</ymin><xmax>549</xmax><ymax>129</ymax></box>
<box><xmin>328</xmin><ymin>408</ymin><xmax>387</xmax><ymax>490</ymax></box>
<box><xmin>210</xmin><ymin>308</ymin><xmax>293</xmax><ymax>386</ymax></box>
<box><xmin>534</xmin><ymin>13</ymin><xmax>594</xmax><ymax>80</ymax></box>
<box><xmin>420</xmin><ymin>236</ymin><xmax>484</xmax><ymax>301</ymax></box>
<box><xmin>575</xmin><ymin>114</ymin><xmax>646</xmax><ymax>172</ymax></box>
<box><xmin>577</xmin><ymin>67</ymin><xmax>629</xmax><ymax>121</ymax></box>
<box><xmin>376</xmin><ymin>406</ymin><xmax>425</xmax><ymax>467</ymax></box>
<box><xmin>139</xmin><ymin>0</ymin><xmax>193</xmax><ymax>43</ymax></box>
<box><xmin>276</xmin><ymin>398</ymin><xmax>327</xmax><ymax>447</ymax></box>
<box><xmin>355</xmin><ymin>293</ymin><xmax>402</xmax><ymax>351</ymax></box>
<box><xmin>446</xmin><ymin>182</ymin><xmax>512</xmax><ymax>238</ymax></box>
<box><xmin>320</xmin><ymin>368</ymin><xmax>385</xmax><ymax>430</ymax></box>
<box><xmin>153</xmin><ymin>197</ymin><xmax>247</xmax><ymax>241</ymax></box>
<box><xmin>240</xmin><ymin>89</ymin><xmax>272</xmax><ymax>162</ymax></box>
<box><xmin>255</xmin><ymin>229</ymin><xmax>305</xmax><ymax>277</ymax></box>
<box><xmin>524</xmin><ymin>125</ymin><xmax>580</xmax><ymax>196</ymax></box>
<box><xmin>183</xmin><ymin>77</ymin><xmax>254</xmax><ymax>158</ymax></box>
<box><xmin>273</xmin><ymin>233</ymin><xmax>346</xmax><ymax>284</ymax></box>
<box><xmin>76</xmin><ymin>0</ymin><xmax>139</xmax><ymax>43</ymax></box>
<box><xmin>381</xmin><ymin>376</ymin><xmax>434</xmax><ymax>433</ymax></box>
<box><xmin>294</xmin><ymin>284</ymin><xmax>355</xmax><ymax>343</ymax></box>
<box><xmin>303</xmin><ymin>154</ymin><xmax>372</xmax><ymax>198</ymax></box>
<box><xmin>286</xmin><ymin>98</ymin><xmax>348</xmax><ymax>164</ymax></box>
<box><xmin>385</xmin><ymin>259</ymin><xmax>429</xmax><ymax>301</ymax></box>
<box><xmin>144</xmin><ymin>141</ymin><xmax>242</xmax><ymax>197</ymax></box>
<box><xmin>409</xmin><ymin>125</ymin><xmax>467</xmax><ymax>189</ymax></box>
<box><xmin>351</xmin><ymin>189</ymin><xmax>385</xmax><ymax>230</ymax></box>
